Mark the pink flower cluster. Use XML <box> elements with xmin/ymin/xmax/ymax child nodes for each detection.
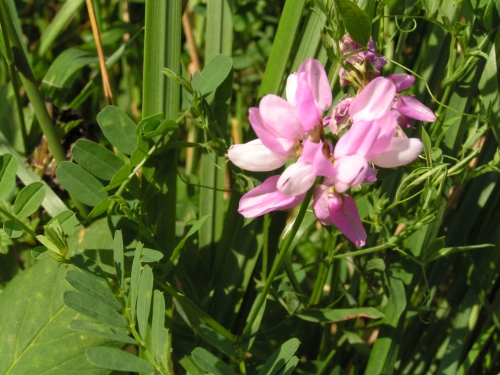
<box><xmin>228</xmin><ymin>41</ymin><xmax>435</xmax><ymax>247</ymax></box>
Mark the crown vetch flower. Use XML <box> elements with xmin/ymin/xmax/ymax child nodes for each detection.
<box><xmin>227</xmin><ymin>139</ymin><xmax>296</xmax><ymax>171</ymax></box>
<box><xmin>312</xmin><ymin>185</ymin><xmax>367</xmax><ymax>246</ymax></box>
<box><xmin>238</xmin><ymin>175</ymin><xmax>306</xmax><ymax>218</ymax></box>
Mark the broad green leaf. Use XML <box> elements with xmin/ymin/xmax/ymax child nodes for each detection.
<box><xmin>258</xmin><ymin>338</ymin><xmax>301</xmax><ymax>375</ymax></box>
<box><xmin>13</xmin><ymin>182</ymin><xmax>45</xmax><ymax>218</ymax></box>
<box><xmin>101</xmin><ymin>163</ymin><xmax>131</xmax><ymax>192</ymax></box>
<box><xmin>113</xmin><ymin>230</ymin><xmax>124</xmax><ymax>288</ymax></box>
<box><xmin>0</xmin><ymin>259</ymin><xmax>114</xmax><ymax>374</ymax></box>
<box><xmin>0</xmin><ymin>153</ymin><xmax>17</xmax><ymax>198</ymax></box>
<box><xmin>334</xmin><ymin>0</ymin><xmax>371</xmax><ymax>47</ymax></box>
<box><xmin>86</xmin><ymin>347</ymin><xmax>154</xmax><ymax>372</ymax></box>
<box><xmin>63</xmin><ymin>291</ymin><xmax>127</xmax><ymax>328</ymax></box>
<box><xmin>72</xmin><ymin>140</ymin><xmax>125</xmax><ymax>181</ymax></box>
<box><xmin>191</xmin><ymin>347</ymin><xmax>238</xmax><ymax>375</ymax></box>
<box><xmin>96</xmin><ymin>106</ymin><xmax>138</xmax><ymax>155</ymax></box>
<box><xmin>56</xmin><ymin>162</ymin><xmax>108</xmax><ymax>207</ymax></box>
<box><xmin>129</xmin><ymin>242</ymin><xmax>143</xmax><ymax>323</ymax></box>
<box><xmin>197</xmin><ymin>324</ymin><xmax>237</xmax><ymax>357</ymax></box>
<box><xmin>70</xmin><ymin>253</ymin><xmax>108</xmax><ymax>280</ymax></box>
<box><xmin>152</xmin><ymin>290</ymin><xmax>166</xmax><ymax>362</ymax></box>
<box><xmin>69</xmin><ymin>320</ymin><xmax>137</xmax><ymax>345</ymax></box>
<box><xmin>65</xmin><ymin>270</ymin><xmax>121</xmax><ymax>311</ymax></box>
<box><xmin>276</xmin><ymin>356</ymin><xmax>299</xmax><ymax>375</ymax></box>
<box><xmin>296</xmin><ymin>307</ymin><xmax>385</xmax><ymax>323</ymax></box>
<box><xmin>137</xmin><ymin>264</ymin><xmax>153</xmax><ymax>340</ymax></box>
<box><xmin>3</xmin><ymin>219</ymin><xmax>23</xmax><ymax>238</ymax></box>
<box><xmin>199</xmin><ymin>55</ymin><xmax>233</xmax><ymax>97</ymax></box>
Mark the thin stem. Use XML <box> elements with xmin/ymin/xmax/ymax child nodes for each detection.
<box><xmin>86</xmin><ymin>0</ymin><xmax>114</xmax><ymax>105</ymax></box>
<box><xmin>0</xmin><ymin>206</ymin><xmax>37</xmax><ymax>239</ymax></box>
<box><xmin>240</xmin><ymin>185</ymin><xmax>315</xmax><ymax>339</ymax></box>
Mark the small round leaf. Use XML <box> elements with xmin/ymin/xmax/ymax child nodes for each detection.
<box><xmin>13</xmin><ymin>182</ymin><xmax>46</xmax><ymax>218</ymax></box>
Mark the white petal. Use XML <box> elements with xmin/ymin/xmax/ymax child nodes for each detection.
<box><xmin>370</xmin><ymin>137</ymin><xmax>423</xmax><ymax>168</ymax></box>
<box><xmin>228</xmin><ymin>139</ymin><xmax>292</xmax><ymax>171</ymax></box>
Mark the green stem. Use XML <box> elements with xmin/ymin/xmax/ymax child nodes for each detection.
<box><xmin>0</xmin><ymin>206</ymin><xmax>37</xmax><ymax>239</ymax></box>
<box><xmin>330</xmin><ymin>243</ymin><xmax>397</xmax><ymax>260</ymax></box>
<box><xmin>240</xmin><ymin>185</ymin><xmax>315</xmax><ymax>339</ymax></box>
<box><xmin>0</xmin><ymin>0</ymin><xmax>66</xmax><ymax>164</ymax></box>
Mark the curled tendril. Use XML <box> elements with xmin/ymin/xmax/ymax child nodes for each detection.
<box><xmin>395</xmin><ymin>15</ymin><xmax>418</xmax><ymax>33</ymax></box>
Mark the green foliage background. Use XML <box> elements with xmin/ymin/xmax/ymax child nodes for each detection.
<box><xmin>0</xmin><ymin>0</ymin><xmax>500</xmax><ymax>374</ymax></box>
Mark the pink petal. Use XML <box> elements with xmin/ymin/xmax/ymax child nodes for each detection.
<box><xmin>312</xmin><ymin>185</ymin><xmax>334</xmax><ymax>225</ymax></box>
<box><xmin>334</xmin><ymin>120</ymin><xmax>380</xmax><ymax>159</ymax></box>
<box><xmin>349</xmin><ymin>77</ymin><xmax>396</xmax><ymax>122</ymax></box>
<box><xmin>370</xmin><ymin>137</ymin><xmax>423</xmax><ymax>168</ymax></box>
<box><xmin>388</xmin><ymin>73</ymin><xmax>415</xmax><ymax>92</ymax></box>
<box><xmin>295</xmin><ymin>72</ymin><xmax>321</xmax><ymax>132</ymax></box>
<box><xmin>365</xmin><ymin>110</ymin><xmax>399</xmax><ymax>159</ymax></box>
<box><xmin>286</xmin><ymin>73</ymin><xmax>298</xmax><ymax>105</ymax></box>
<box><xmin>332</xmin><ymin>155</ymin><xmax>369</xmax><ymax>193</ymax></box>
<box><xmin>297</xmin><ymin>59</ymin><xmax>332</xmax><ymax>112</ymax></box>
<box><xmin>260</xmin><ymin>95</ymin><xmax>305</xmax><ymax>139</ymax></box>
<box><xmin>394</xmin><ymin>95</ymin><xmax>436</xmax><ymax>122</ymax></box>
<box><xmin>238</xmin><ymin>176</ymin><xmax>305</xmax><ymax>218</ymax></box>
<box><xmin>227</xmin><ymin>139</ymin><xmax>294</xmax><ymax>171</ymax></box>
<box><xmin>329</xmin><ymin>194</ymin><xmax>366</xmax><ymax>246</ymax></box>
<box><xmin>249</xmin><ymin>108</ymin><xmax>291</xmax><ymax>157</ymax></box>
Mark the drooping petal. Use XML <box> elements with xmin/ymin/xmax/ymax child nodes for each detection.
<box><xmin>260</xmin><ymin>95</ymin><xmax>305</xmax><ymax>139</ymax></box>
<box><xmin>249</xmin><ymin>108</ymin><xmax>291</xmax><ymax>157</ymax></box>
<box><xmin>295</xmin><ymin>72</ymin><xmax>320</xmax><ymax>132</ymax></box>
<box><xmin>332</xmin><ymin>155</ymin><xmax>369</xmax><ymax>193</ymax></box>
<box><xmin>388</xmin><ymin>73</ymin><xmax>415</xmax><ymax>92</ymax></box>
<box><xmin>370</xmin><ymin>137</ymin><xmax>423</xmax><ymax>168</ymax></box>
<box><xmin>365</xmin><ymin>110</ymin><xmax>399</xmax><ymax>159</ymax></box>
<box><xmin>328</xmin><ymin>194</ymin><xmax>366</xmax><ymax>246</ymax></box>
<box><xmin>349</xmin><ymin>77</ymin><xmax>396</xmax><ymax>122</ymax></box>
<box><xmin>312</xmin><ymin>185</ymin><xmax>334</xmax><ymax>225</ymax></box>
<box><xmin>277</xmin><ymin>161</ymin><xmax>316</xmax><ymax>196</ymax></box>
<box><xmin>286</xmin><ymin>73</ymin><xmax>298</xmax><ymax>105</ymax></box>
<box><xmin>297</xmin><ymin>59</ymin><xmax>332</xmax><ymax>112</ymax></box>
<box><xmin>394</xmin><ymin>95</ymin><xmax>436</xmax><ymax>122</ymax></box>
<box><xmin>334</xmin><ymin>120</ymin><xmax>380</xmax><ymax>159</ymax></box>
<box><xmin>238</xmin><ymin>176</ymin><xmax>305</xmax><ymax>218</ymax></box>
<box><xmin>227</xmin><ymin>139</ymin><xmax>295</xmax><ymax>172</ymax></box>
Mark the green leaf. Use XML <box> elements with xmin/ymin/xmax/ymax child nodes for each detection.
<box><xmin>86</xmin><ymin>347</ymin><xmax>155</xmax><ymax>372</ymax></box>
<box><xmin>124</xmin><ymin>247</ymin><xmax>164</xmax><ymax>262</ymax></box>
<box><xmin>197</xmin><ymin>324</ymin><xmax>237</xmax><ymax>357</ymax></box>
<box><xmin>37</xmin><ymin>234</ymin><xmax>62</xmax><ymax>255</ymax></box>
<box><xmin>0</xmin><ymin>153</ymin><xmax>17</xmax><ymax>198</ymax></box>
<box><xmin>96</xmin><ymin>106</ymin><xmax>138</xmax><ymax>155</ymax></box>
<box><xmin>129</xmin><ymin>242</ymin><xmax>143</xmax><ymax>323</ymax></box>
<box><xmin>276</xmin><ymin>356</ymin><xmax>299</xmax><ymax>375</ymax></box>
<box><xmin>86</xmin><ymin>198</ymin><xmax>111</xmax><ymax>220</ymax></box>
<box><xmin>0</xmin><ymin>259</ymin><xmax>115</xmax><ymax>374</ymax></box>
<box><xmin>191</xmin><ymin>347</ymin><xmax>238</xmax><ymax>375</ymax></box>
<box><xmin>3</xmin><ymin>219</ymin><xmax>23</xmax><ymax>238</ymax></box>
<box><xmin>113</xmin><ymin>230</ymin><xmax>124</xmax><ymax>288</ymax></box>
<box><xmin>137</xmin><ymin>264</ymin><xmax>153</xmax><ymax>340</ymax></box>
<box><xmin>242</xmin><ymin>294</ymin><xmax>267</xmax><ymax>352</ymax></box>
<box><xmin>41</xmin><ymin>48</ymin><xmax>98</xmax><ymax>100</ymax></box>
<box><xmin>422</xmin><ymin>0</ymin><xmax>439</xmax><ymax>16</ymax></box>
<box><xmin>424</xmin><ymin>243</ymin><xmax>494</xmax><ymax>263</ymax></box>
<box><xmin>101</xmin><ymin>163</ymin><xmax>131</xmax><ymax>192</ymax></box>
<box><xmin>48</xmin><ymin>210</ymin><xmax>79</xmax><ymax>234</ymax></box>
<box><xmin>13</xmin><ymin>182</ymin><xmax>46</xmax><ymax>218</ymax></box>
<box><xmin>334</xmin><ymin>0</ymin><xmax>371</xmax><ymax>47</ymax></box>
<box><xmin>296</xmin><ymin>307</ymin><xmax>385</xmax><ymax>323</ymax></box>
<box><xmin>63</xmin><ymin>291</ymin><xmax>127</xmax><ymax>328</ymax></box>
<box><xmin>65</xmin><ymin>269</ymin><xmax>121</xmax><ymax>311</ymax></box>
<box><xmin>258</xmin><ymin>338</ymin><xmax>301</xmax><ymax>375</ymax></box>
<box><xmin>69</xmin><ymin>320</ymin><xmax>136</xmax><ymax>345</ymax></box>
<box><xmin>31</xmin><ymin>246</ymin><xmax>48</xmax><ymax>259</ymax></box>
<box><xmin>70</xmin><ymin>253</ymin><xmax>108</xmax><ymax>280</ymax></box>
<box><xmin>199</xmin><ymin>54</ymin><xmax>233</xmax><ymax>97</ymax></box>
<box><xmin>152</xmin><ymin>290</ymin><xmax>166</xmax><ymax>363</ymax></box>
<box><xmin>56</xmin><ymin>162</ymin><xmax>108</xmax><ymax>206</ymax></box>
<box><xmin>72</xmin><ymin>140</ymin><xmax>125</xmax><ymax>181</ymax></box>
